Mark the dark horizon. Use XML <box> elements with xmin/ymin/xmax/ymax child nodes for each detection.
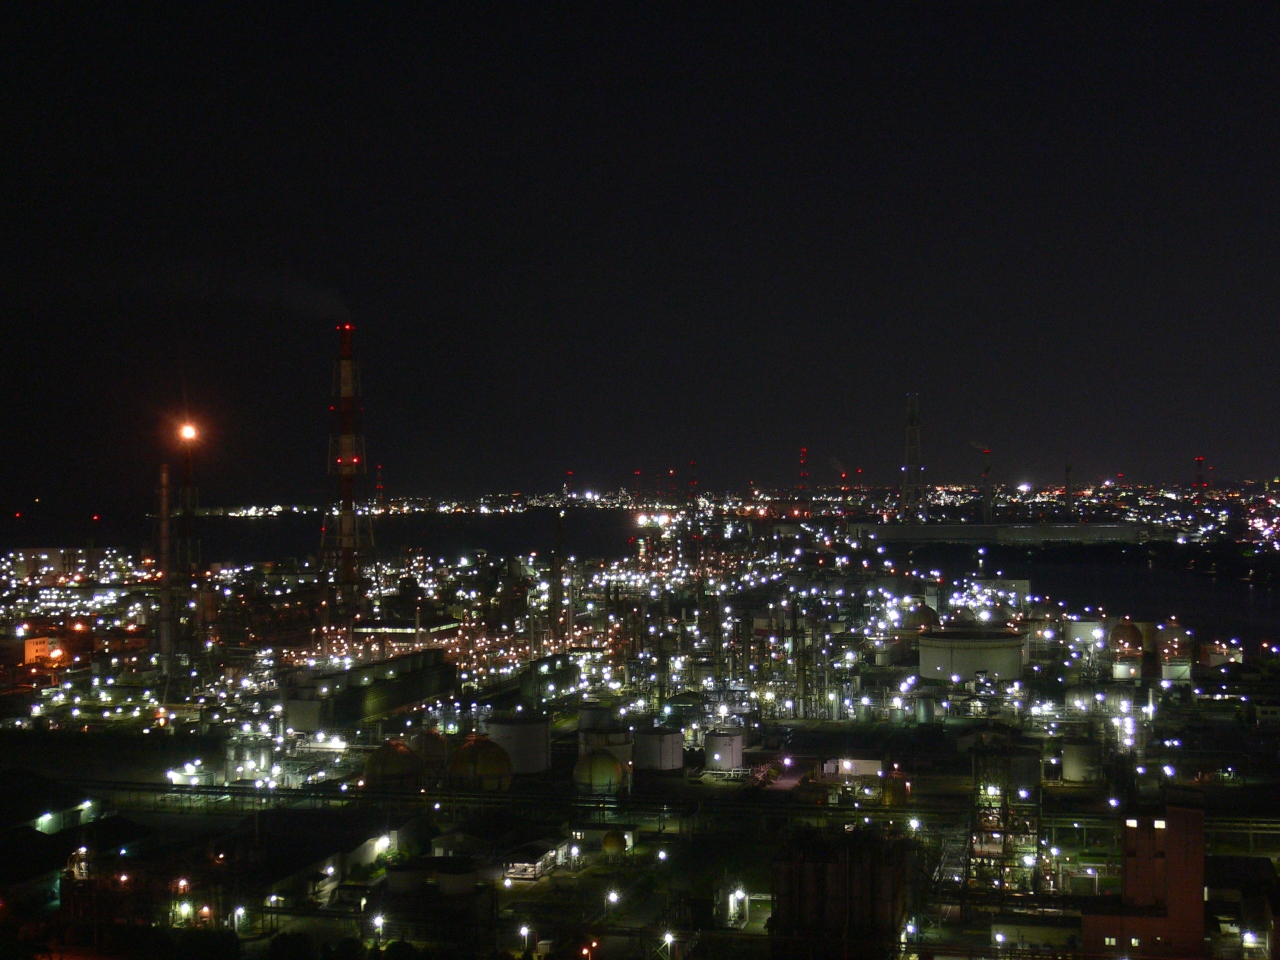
<box><xmin>5</xmin><ymin>6</ymin><xmax>1280</xmax><ymax>522</ymax></box>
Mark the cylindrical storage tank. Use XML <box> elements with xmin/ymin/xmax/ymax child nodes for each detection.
<box><xmin>1112</xmin><ymin>662</ymin><xmax>1140</xmax><ymax>681</ymax></box>
<box><xmin>633</xmin><ymin>727</ymin><xmax>684</xmax><ymax>772</ymax></box>
<box><xmin>485</xmin><ymin>715</ymin><xmax>550</xmax><ymax>775</ymax></box>
<box><xmin>918</xmin><ymin>628</ymin><xmax>1025</xmax><ymax>682</ymax></box>
<box><xmin>574</xmin><ymin>750</ymin><xmax>624</xmax><ymax>795</ymax></box>
<box><xmin>227</xmin><ymin>737</ymin><xmax>274</xmax><ymax>778</ymax></box>
<box><xmin>578</xmin><ymin>727</ymin><xmax>633</xmax><ymax>769</ymax></box>
<box><xmin>1061</xmin><ymin>739</ymin><xmax>1100</xmax><ymax>783</ymax></box>
<box><xmin>1065</xmin><ymin>619</ymin><xmax>1106</xmax><ymax>647</ymax></box>
<box><xmin>1161</xmin><ymin>661</ymin><xmax>1191</xmax><ymax>682</ymax></box>
<box><xmin>577</xmin><ymin>700</ymin><xmax>614</xmax><ymax>731</ymax></box>
<box><xmin>915</xmin><ymin>697</ymin><xmax>935</xmax><ymax>725</ymax></box>
<box><xmin>704</xmin><ymin>730</ymin><xmax>743</xmax><ymax>771</ymax></box>
<box><xmin>889</xmin><ymin>707</ymin><xmax>906</xmax><ymax>725</ymax></box>
<box><xmin>856</xmin><ymin>702</ymin><xmax>872</xmax><ymax>722</ymax></box>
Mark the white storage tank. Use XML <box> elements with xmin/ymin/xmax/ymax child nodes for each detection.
<box><xmin>919</xmin><ymin>627</ymin><xmax>1025</xmax><ymax>682</ymax></box>
<box><xmin>1065</xmin><ymin>619</ymin><xmax>1107</xmax><ymax>647</ymax></box>
<box><xmin>704</xmin><ymin>729</ymin><xmax>743</xmax><ymax>771</ymax></box>
<box><xmin>577</xmin><ymin>700</ymin><xmax>614</xmax><ymax>731</ymax></box>
<box><xmin>578</xmin><ymin>726</ymin><xmax>633</xmax><ymax>769</ymax></box>
<box><xmin>633</xmin><ymin>727</ymin><xmax>684</xmax><ymax>772</ymax></box>
<box><xmin>1161</xmin><ymin>661</ymin><xmax>1191</xmax><ymax>682</ymax></box>
<box><xmin>1113</xmin><ymin>662</ymin><xmax>1140</xmax><ymax>680</ymax></box>
<box><xmin>485</xmin><ymin>715</ymin><xmax>551</xmax><ymax>775</ymax></box>
<box><xmin>226</xmin><ymin>736</ymin><xmax>273</xmax><ymax>780</ymax></box>
<box><xmin>1061</xmin><ymin>739</ymin><xmax>1100</xmax><ymax>782</ymax></box>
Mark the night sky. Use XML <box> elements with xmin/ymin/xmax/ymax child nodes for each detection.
<box><xmin>4</xmin><ymin>6</ymin><xmax>1280</xmax><ymax>529</ymax></box>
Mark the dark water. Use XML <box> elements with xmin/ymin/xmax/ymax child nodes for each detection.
<box><xmin>192</xmin><ymin>507</ymin><xmax>644</xmax><ymax>565</ymax></box>
<box><xmin>903</xmin><ymin>543</ymin><xmax>1280</xmax><ymax>648</ymax></box>
<box><xmin>0</xmin><ymin>506</ymin><xmax>642</xmax><ymax>564</ymax></box>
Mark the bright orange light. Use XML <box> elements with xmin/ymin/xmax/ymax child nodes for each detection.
<box><xmin>179</xmin><ymin>424</ymin><xmax>197</xmax><ymax>441</ymax></box>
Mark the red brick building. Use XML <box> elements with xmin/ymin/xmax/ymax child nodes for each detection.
<box><xmin>1081</xmin><ymin>804</ymin><xmax>1205</xmax><ymax>957</ymax></box>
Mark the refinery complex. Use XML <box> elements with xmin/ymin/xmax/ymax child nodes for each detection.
<box><xmin>3</xmin><ymin>327</ymin><xmax>1280</xmax><ymax>960</ymax></box>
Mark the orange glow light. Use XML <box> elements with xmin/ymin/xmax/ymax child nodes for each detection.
<box><xmin>179</xmin><ymin>424</ymin><xmax>197</xmax><ymax>441</ymax></box>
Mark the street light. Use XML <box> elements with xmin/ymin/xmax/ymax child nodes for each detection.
<box><xmin>657</xmin><ymin>849</ymin><xmax>667</xmax><ymax>861</ymax></box>
<box><xmin>607</xmin><ymin>890</ymin><xmax>619</xmax><ymax>905</ymax></box>
<box><xmin>373</xmin><ymin>914</ymin><xmax>384</xmax><ymax>946</ymax></box>
<box><xmin>520</xmin><ymin>925</ymin><xmax>530</xmax><ymax>951</ymax></box>
<box><xmin>179</xmin><ymin>423</ymin><xmax>198</xmax><ymax>442</ymax></box>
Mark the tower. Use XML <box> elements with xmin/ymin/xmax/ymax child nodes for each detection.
<box><xmin>321</xmin><ymin>322</ymin><xmax>373</xmax><ymax>622</ymax></box>
<box><xmin>964</xmin><ymin>746</ymin><xmax>1042</xmax><ymax>908</ymax></box>
<box><xmin>900</xmin><ymin>393</ymin><xmax>926</xmax><ymax>522</ymax></box>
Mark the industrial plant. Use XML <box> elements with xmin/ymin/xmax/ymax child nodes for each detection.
<box><xmin>3</xmin><ymin>325</ymin><xmax>1280</xmax><ymax>960</ymax></box>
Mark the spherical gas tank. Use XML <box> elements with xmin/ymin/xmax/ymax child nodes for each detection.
<box><xmin>601</xmin><ymin>830</ymin><xmax>627</xmax><ymax>857</ymax></box>
<box><xmin>365</xmin><ymin>739</ymin><xmax>422</xmax><ymax>789</ymax></box>
<box><xmin>447</xmin><ymin>734</ymin><xmax>512</xmax><ymax>791</ymax></box>
<box><xmin>573</xmin><ymin>750</ymin><xmax>624</xmax><ymax>795</ymax></box>
<box><xmin>412</xmin><ymin>728</ymin><xmax>450</xmax><ymax>779</ymax></box>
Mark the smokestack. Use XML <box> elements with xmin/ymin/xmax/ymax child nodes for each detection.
<box><xmin>321</xmin><ymin>323</ymin><xmax>373</xmax><ymax>624</ymax></box>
